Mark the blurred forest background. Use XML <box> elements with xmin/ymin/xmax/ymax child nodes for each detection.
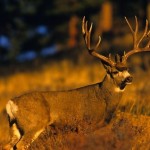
<box><xmin>0</xmin><ymin>0</ymin><xmax>150</xmax><ymax>115</ymax></box>
<box><xmin>0</xmin><ymin>0</ymin><xmax>149</xmax><ymax>62</ymax></box>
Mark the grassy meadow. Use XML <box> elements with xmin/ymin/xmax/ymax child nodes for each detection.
<box><xmin>0</xmin><ymin>54</ymin><xmax>150</xmax><ymax>114</ymax></box>
<box><xmin>0</xmin><ymin>52</ymin><xmax>150</xmax><ymax>149</ymax></box>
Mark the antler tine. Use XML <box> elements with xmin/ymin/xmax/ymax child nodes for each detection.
<box><xmin>125</xmin><ymin>16</ymin><xmax>138</xmax><ymax>48</ymax></box>
<box><xmin>123</xmin><ymin>16</ymin><xmax>150</xmax><ymax>61</ymax></box>
<box><xmin>137</xmin><ymin>19</ymin><xmax>148</xmax><ymax>47</ymax></box>
<box><xmin>86</xmin><ymin>21</ymin><xmax>93</xmax><ymax>49</ymax></box>
<box><xmin>146</xmin><ymin>40</ymin><xmax>150</xmax><ymax>48</ymax></box>
<box><xmin>82</xmin><ymin>16</ymin><xmax>115</xmax><ymax>66</ymax></box>
<box><xmin>82</xmin><ymin>16</ymin><xmax>99</xmax><ymax>50</ymax></box>
<box><xmin>146</xmin><ymin>30</ymin><xmax>150</xmax><ymax>48</ymax></box>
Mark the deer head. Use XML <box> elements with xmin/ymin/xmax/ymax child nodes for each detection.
<box><xmin>82</xmin><ymin>16</ymin><xmax>150</xmax><ymax>90</ymax></box>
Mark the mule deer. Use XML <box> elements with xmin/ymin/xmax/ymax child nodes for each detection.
<box><xmin>3</xmin><ymin>16</ymin><xmax>150</xmax><ymax>150</ymax></box>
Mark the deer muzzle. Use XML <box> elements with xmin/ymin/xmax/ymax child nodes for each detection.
<box><xmin>124</xmin><ymin>76</ymin><xmax>133</xmax><ymax>84</ymax></box>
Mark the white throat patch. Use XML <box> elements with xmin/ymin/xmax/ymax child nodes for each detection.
<box><xmin>114</xmin><ymin>87</ymin><xmax>125</xmax><ymax>93</ymax></box>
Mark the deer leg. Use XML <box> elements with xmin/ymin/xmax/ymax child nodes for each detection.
<box><xmin>3</xmin><ymin>123</ymin><xmax>21</xmax><ymax>150</ymax></box>
<box><xmin>16</xmin><ymin>128</ymin><xmax>44</xmax><ymax>150</ymax></box>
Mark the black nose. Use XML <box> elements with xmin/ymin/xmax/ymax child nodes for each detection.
<box><xmin>125</xmin><ymin>76</ymin><xmax>133</xmax><ymax>83</ymax></box>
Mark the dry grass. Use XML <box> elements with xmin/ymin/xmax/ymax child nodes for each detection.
<box><xmin>0</xmin><ymin>59</ymin><xmax>104</xmax><ymax>112</ymax></box>
<box><xmin>0</xmin><ymin>57</ymin><xmax>149</xmax><ymax>114</ymax></box>
<box><xmin>0</xmin><ymin>55</ymin><xmax>150</xmax><ymax>148</ymax></box>
<box><xmin>28</xmin><ymin>112</ymin><xmax>150</xmax><ymax>150</ymax></box>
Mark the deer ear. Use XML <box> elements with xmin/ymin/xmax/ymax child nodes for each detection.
<box><xmin>102</xmin><ymin>62</ymin><xmax>112</xmax><ymax>73</ymax></box>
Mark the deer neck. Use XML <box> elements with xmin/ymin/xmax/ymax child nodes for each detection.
<box><xmin>98</xmin><ymin>74</ymin><xmax>124</xmax><ymax>102</ymax></box>
<box><xmin>97</xmin><ymin>74</ymin><xmax>124</xmax><ymax>123</ymax></box>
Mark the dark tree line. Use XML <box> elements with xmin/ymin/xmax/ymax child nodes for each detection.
<box><xmin>0</xmin><ymin>0</ymin><xmax>148</xmax><ymax>62</ymax></box>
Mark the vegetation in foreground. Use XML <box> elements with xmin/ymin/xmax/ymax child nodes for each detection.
<box><xmin>0</xmin><ymin>54</ymin><xmax>150</xmax><ymax>149</ymax></box>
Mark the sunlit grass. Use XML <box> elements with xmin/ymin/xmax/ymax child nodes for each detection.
<box><xmin>0</xmin><ymin>55</ymin><xmax>150</xmax><ymax>147</ymax></box>
<box><xmin>0</xmin><ymin>57</ymin><xmax>149</xmax><ymax>115</ymax></box>
<box><xmin>0</xmin><ymin>59</ymin><xmax>104</xmax><ymax>112</ymax></box>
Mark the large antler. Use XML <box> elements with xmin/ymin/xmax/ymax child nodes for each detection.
<box><xmin>82</xmin><ymin>16</ymin><xmax>115</xmax><ymax>67</ymax></box>
<box><xmin>123</xmin><ymin>16</ymin><xmax>150</xmax><ymax>62</ymax></box>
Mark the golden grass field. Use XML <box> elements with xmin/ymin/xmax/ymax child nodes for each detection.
<box><xmin>0</xmin><ymin>53</ymin><xmax>150</xmax><ymax>149</ymax></box>
<box><xmin>0</xmin><ymin>55</ymin><xmax>150</xmax><ymax>114</ymax></box>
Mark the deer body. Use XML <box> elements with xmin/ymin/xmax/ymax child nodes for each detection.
<box><xmin>4</xmin><ymin>73</ymin><xmax>127</xmax><ymax>150</ymax></box>
<box><xmin>11</xmin><ymin>74</ymin><xmax>123</xmax><ymax>128</ymax></box>
<box><xmin>11</xmin><ymin>83</ymin><xmax>106</xmax><ymax>128</ymax></box>
<box><xmin>4</xmin><ymin>16</ymin><xmax>150</xmax><ymax>150</ymax></box>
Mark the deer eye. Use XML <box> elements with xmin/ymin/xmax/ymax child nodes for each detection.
<box><xmin>112</xmin><ymin>71</ymin><xmax>119</xmax><ymax>74</ymax></box>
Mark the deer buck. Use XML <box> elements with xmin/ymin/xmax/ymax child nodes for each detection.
<box><xmin>3</xmin><ymin>16</ymin><xmax>150</xmax><ymax>150</ymax></box>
